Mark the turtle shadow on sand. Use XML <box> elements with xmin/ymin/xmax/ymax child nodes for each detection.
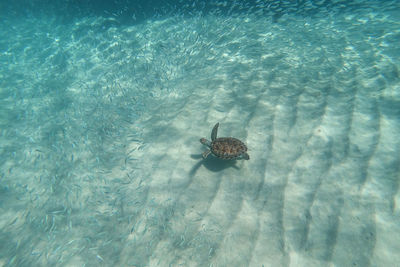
<box><xmin>189</xmin><ymin>154</ymin><xmax>239</xmax><ymax>176</ymax></box>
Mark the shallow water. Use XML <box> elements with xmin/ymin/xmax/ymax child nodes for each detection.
<box><xmin>0</xmin><ymin>1</ymin><xmax>399</xmax><ymax>266</ymax></box>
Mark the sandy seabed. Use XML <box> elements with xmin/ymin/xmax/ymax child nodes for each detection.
<box><xmin>0</xmin><ymin>1</ymin><xmax>399</xmax><ymax>266</ymax></box>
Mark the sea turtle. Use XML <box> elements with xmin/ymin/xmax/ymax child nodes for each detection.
<box><xmin>200</xmin><ymin>122</ymin><xmax>250</xmax><ymax>160</ymax></box>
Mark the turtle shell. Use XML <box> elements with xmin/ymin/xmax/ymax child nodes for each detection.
<box><xmin>211</xmin><ymin>137</ymin><xmax>248</xmax><ymax>160</ymax></box>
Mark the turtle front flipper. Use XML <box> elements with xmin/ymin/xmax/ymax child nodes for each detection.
<box><xmin>211</xmin><ymin>122</ymin><xmax>219</xmax><ymax>141</ymax></box>
<box><xmin>202</xmin><ymin>150</ymin><xmax>211</xmax><ymax>159</ymax></box>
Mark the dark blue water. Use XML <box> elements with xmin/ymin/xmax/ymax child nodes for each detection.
<box><xmin>1</xmin><ymin>1</ymin><xmax>399</xmax><ymax>266</ymax></box>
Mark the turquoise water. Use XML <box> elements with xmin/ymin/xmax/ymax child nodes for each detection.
<box><xmin>1</xmin><ymin>1</ymin><xmax>399</xmax><ymax>266</ymax></box>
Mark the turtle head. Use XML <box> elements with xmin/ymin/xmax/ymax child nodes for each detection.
<box><xmin>200</xmin><ymin>138</ymin><xmax>211</xmax><ymax>147</ymax></box>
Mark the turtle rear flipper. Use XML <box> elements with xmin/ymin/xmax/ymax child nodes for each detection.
<box><xmin>211</xmin><ymin>122</ymin><xmax>219</xmax><ymax>141</ymax></box>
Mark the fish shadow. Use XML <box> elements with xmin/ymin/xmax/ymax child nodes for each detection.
<box><xmin>189</xmin><ymin>154</ymin><xmax>239</xmax><ymax>175</ymax></box>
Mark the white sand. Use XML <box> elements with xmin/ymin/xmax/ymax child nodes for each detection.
<box><xmin>0</xmin><ymin>2</ymin><xmax>399</xmax><ymax>266</ymax></box>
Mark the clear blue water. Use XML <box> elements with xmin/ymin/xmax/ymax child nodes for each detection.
<box><xmin>1</xmin><ymin>1</ymin><xmax>399</xmax><ymax>266</ymax></box>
